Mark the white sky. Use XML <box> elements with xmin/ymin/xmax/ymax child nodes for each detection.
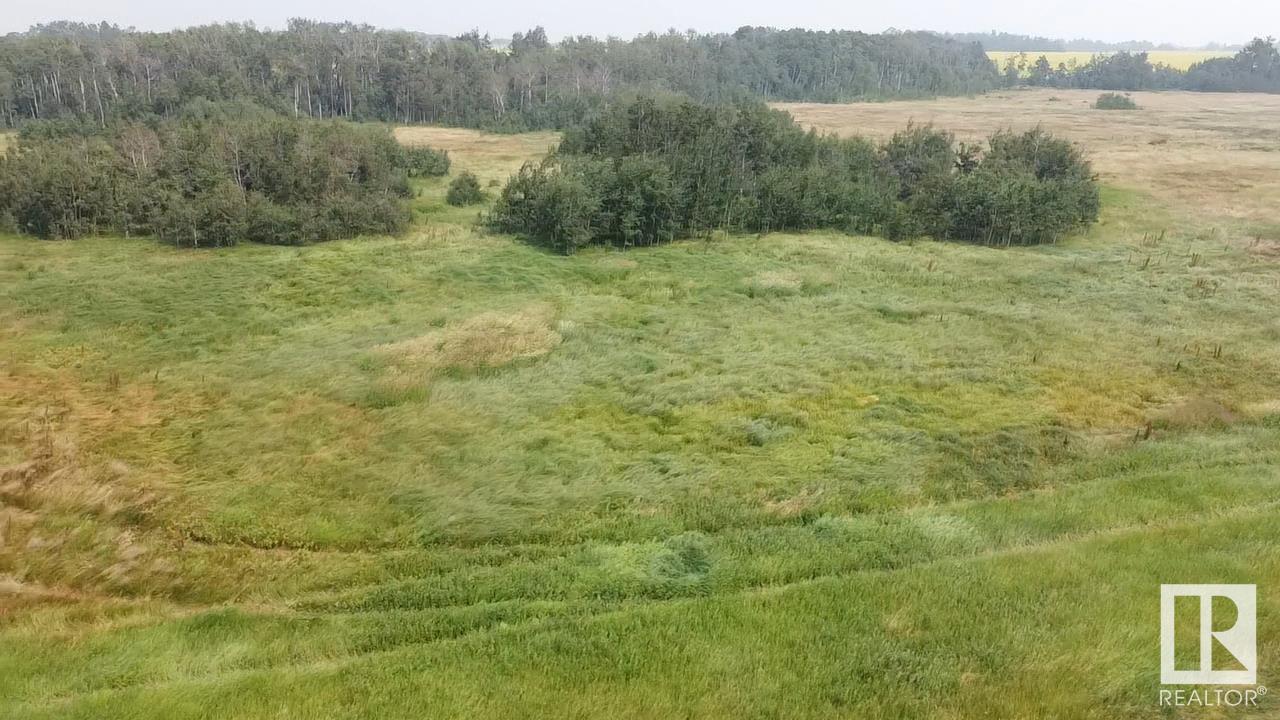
<box><xmin>3</xmin><ymin>0</ymin><xmax>1277</xmax><ymax>47</ymax></box>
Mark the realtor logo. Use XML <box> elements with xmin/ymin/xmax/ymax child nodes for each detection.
<box><xmin>1160</xmin><ymin>584</ymin><xmax>1256</xmax><ymax>685</ymax></box>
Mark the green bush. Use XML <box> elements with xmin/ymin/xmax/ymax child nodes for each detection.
<box><xmin>243</xmin><ymin>194</ymin><xmax>304</xmax><ymax>245</ymax></box>
<box><xmin>153</xmin><ymin>181</ymin><xmax>248</xmax><ymax>248</ymax></box>
<box><xmin>1094</xmin><ymin>92</ymin><xmax>1138</xmax><ymax>110</ymax></box>
<box><xmin>490</xmin><ymin>97</ymin><xmax>1100</xmax><ymax>251</ymax></box>
<box><xmin>0</xmin><ymin>112</ymin><xmax>417</xmax><ymax>245</ymax></box>
<box><xmin>934</xmin><ymin>128</ymin><xmax>1100</xmax><ymax>245</ymax></box>
<box><xmin>488</xmin><ymin>158</ymin><xmax>603</xmax><ymax>253</ymax></box>
<box><xmin>403</xmin><ymin>146</ymin><xmax>451</xmax><ymax>177</ymax></box>
<box><xmin>0</xmin><ymin>136</ymin><xmax>126</xmax><ymax>239</ymax></box>
<box><xmin>445</xmin><ymin>171</ymin><xmax>485</xmax><ymax>206</ymax></box>
<box><xmin>598</xmin><ymin>156</ymin><xmax>679</xmax><ymax>246</ymax></box>
<box><xmin>881</xmin><ymin>124</ymin><xmax>956</xmax><ymax>199</ymax></box>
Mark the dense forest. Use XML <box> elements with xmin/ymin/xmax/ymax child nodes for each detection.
<box><xmin>1000</xmin><ymin>37</ymin><xmax>1280</xmax><ymax>92</ymax></box>
<box><xmin>488</xmin><ymin>97</ymin><xmax>1099</xmax><ymax>252</ymax></box>
<box><xmin>0</xmin><ymin>22</ymin><xmax>998</xmax><ymax>131</ymax></box>
<box><xmin>2</xmin><ymin>21</ymin><xmax>1273</xmax><ymax>135</ymax></box>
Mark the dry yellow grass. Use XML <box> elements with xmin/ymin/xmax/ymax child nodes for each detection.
<box><xmin>746</xmin><ymin>270</ymin><xmax>805</xmax><ymax>292</ymax></box>
<box><xmin>987</xmin><ymin>50</ymin><xmax>1232</xmax><ymax>71</ymax></box>
<box><xmin>1148</xmin><ymin>396</ymin><xmax>1238</xmax><ymax>429</ymax></box>
<box><xmin>377</xmin><ymin>304</ymin><xmax>562</xmax><ymax>373</ymax></box>
<box><xmin>394</xmin><ymin>126</ymin><xmax>559</xmax><ymax>186</ymax></box>
<box><xmin>0</xmin><ymin>360</ymin><xmax>181</xmax><ymax>597</ymax></box>
<box><xmin>776</xmin><ymin>89</ymin><xmax>1280</xmax><ymax>223</ymax></box>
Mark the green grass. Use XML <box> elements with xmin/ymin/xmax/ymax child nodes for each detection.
<box><xmin>2</xmin><ymin>129</ymin><xmax>1280</xmax><ymax>717</ymax></box>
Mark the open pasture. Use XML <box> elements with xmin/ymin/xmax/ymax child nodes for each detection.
<box><xmin>778</xmin><ymin>88</ymin><xmax>1280</xmax><ymax>225</ymax></box>
<box><xmin>2</xmin><ymin>90</ymin><xmax>1280</xmax><ymax>718</ymax></box>
<box><xmin>395</xmin><ymin>126</ymin><xmax>560</xmax><ymax>185</ymax></box>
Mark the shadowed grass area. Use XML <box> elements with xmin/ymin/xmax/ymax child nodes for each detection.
<box><xmin>3</xmin><ymin>97</ymin><xmax>1280</xmax><ymax>717</ymax></box>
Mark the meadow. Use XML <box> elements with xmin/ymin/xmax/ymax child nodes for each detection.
<box><xmin>987</xmin><ymin>49</ymin><xmax>1232</xmax><ymax>70</ymax></box>
<box><xmin>2</xmin><ymin>89</ymin><xmax>1280</xmax><ymax>717</ymax></box>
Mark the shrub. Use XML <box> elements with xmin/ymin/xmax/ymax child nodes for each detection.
<box><xmin>243</xmin><ymin>194</ymin><xmax>304</xmax><ymax>245</ymax></box>
<box><xmin>0</xmin><ymin>136</ymin><xmax>126</xmax><ymax>239</ymax></box>
<box><xmin>0</xmin><ymin>112</ymin><xmax>416</xmax><ymax>245</ymax></box>
<box><xmin>488</xmin><ymin>158</ymin><xmax>603</xmax><ymax>253</ymax></box>
<box><xmin>881</xmin><ymin>124</ymin><xmax>956</xmax><ymax>199</ymax></box>
<box><xmin>1094</xmin><ymin>92</ymin><xmax>1138</xmax><ymax>110</ymax></box>
<box><xmin>402</xmin><ymin>146</ymin><xmax>451</xmax><ymax>177</ymax></box>
<box><xmin>490</xmin><ymin>97</ymin><xmax>1100</xmax><ymax>251</ymax></box>
<box><xmin>598</xmin><ymin>156</ymin><xmax>678</xmax><ymax>246</ymax></box>
<box><xmin>930</xmin><ymin>129</ymin><xmax>1099</xmax><ymax>245</ymax></box>
<box><xmin>445</xmin><ymin>171</ymin><xmax>486</xmax><ymax>206</ymax></box>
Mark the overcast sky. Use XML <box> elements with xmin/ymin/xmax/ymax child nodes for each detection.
<box><xmin>4</xmin><ymin>0</ymin><xmax>1277</xmax><ymax>47</ymax></box>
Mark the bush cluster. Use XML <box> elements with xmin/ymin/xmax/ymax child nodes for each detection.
<box><xmin>445</xmin><ymin>172</ymin><xmax>486</xmax><ymax>206</ymax></box>
<box><xmin>1094</xmin><ymin>92</ymin><xmax>1138</xmax><ymax>110</ymax></box>
<box><xmin>403</xmin><ymin>146</ymin><xmax>451</xmax><ymax>177</ymax></box>
<box><xmin>0</xmin><ymin>106</ymin><xmax>445</xmax><ymax>246</ymax></box>
<box><xmin>488</xmin><ymin>97</ymin><xmax>1100</xmax><ymax>252</ymax></box>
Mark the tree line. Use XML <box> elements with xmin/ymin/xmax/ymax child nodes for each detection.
<box><xmin>488</xmin><ymin>97</ymin><xmax>1100</xmax><ymax>252</ymax></box>
<box><xmin>0</xmin><ymin>101</ymin><xmax>449</xmax><ymax>245</ymax></box>
<box><xmin>999</xmin><ymin>37</ymin><xmax>1280</xmax><ymax>92</ymax></box>
<box><xmin>946</xmin><ymin>31</ymin><xmax>1239</xmax><ymax>53</ymax></box>
<box><xmin>0</xmin><ymin>21</ymin><xmax>998</xmax><ymax>131</ymax></box>
<box><xmin>4</xmin><ymin>21</ymin><xmax>1275</xmax><ymax>136</ymax></box>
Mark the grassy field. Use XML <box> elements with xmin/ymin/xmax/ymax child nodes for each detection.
<box><xmin>3</xmin><ymin>89</ymin><xmax>1280</xmax><ymax>717</ymax></box>
<box><xmin>987</xmin><ymin>49</ymin><xmax>1232</xmax><ymax>70</ymax></box>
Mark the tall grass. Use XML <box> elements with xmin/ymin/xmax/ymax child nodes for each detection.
<box><xmin>2</xmin><ymin>100</ymin><xmax>1280</xmax><ymax>717</ymax></box>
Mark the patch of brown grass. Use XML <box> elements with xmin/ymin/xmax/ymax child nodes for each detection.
<box><xmin>0</xmin><ymin>365</ymin><xmax>185</xmax><ymax>596</ymax></box>
<box><xmin>762</xmin><ymin>487</ymin><xmax>825</xmax><ymax>519</ymax></box>
<box><xmin>1247</xmin><ymin>238</ymin><xmax>1280</xmax><ymax>258</ymax></box>
<box><xmin>377</xmin><ymin>304</ymin><xmax>562</xmax><ymax>374</ymax></box>
<box><xmin>0</xmin><ymin>369</ymin><xmax>162</xmax><ymax>520</ymax></box>
<box><xmin>1148</xmin><ymin>396</ymin><xmax>1238</xmax><ymax>429</ymax></box>
<box><xmin>747</xmin><ymin>270</ymin><xmax>804</xmax><ymax>292</ymax></box>
<box><xmin>1242</xmin><ymin>399</ymin><xmax>1280</xmax><ymax>419</ymax></box>
<box><xmin>394</xmin><ymin>127</ymin><xmax>560</xmax><ymax>186</ymax></box>
<box><xmin>594</xmin><ymin>255</ymin><xmax>639</xmax><ymax>271</ymax></box>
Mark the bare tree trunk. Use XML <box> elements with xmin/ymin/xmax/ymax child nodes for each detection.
<box><xmin>29</xmin><ymin>76</ymin><xmax>40</xmax><ymax>118</ymax></box>
<box><xmin>92</xmin><ymin>70</ymin><xmax>106</xmax><ymax>127</ymax></box>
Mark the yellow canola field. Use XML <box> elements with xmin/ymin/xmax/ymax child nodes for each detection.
<box><xmin>987</xmin><ymin>50</ymin><xmax>1232</xmax><ymax>71</ymax></box>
